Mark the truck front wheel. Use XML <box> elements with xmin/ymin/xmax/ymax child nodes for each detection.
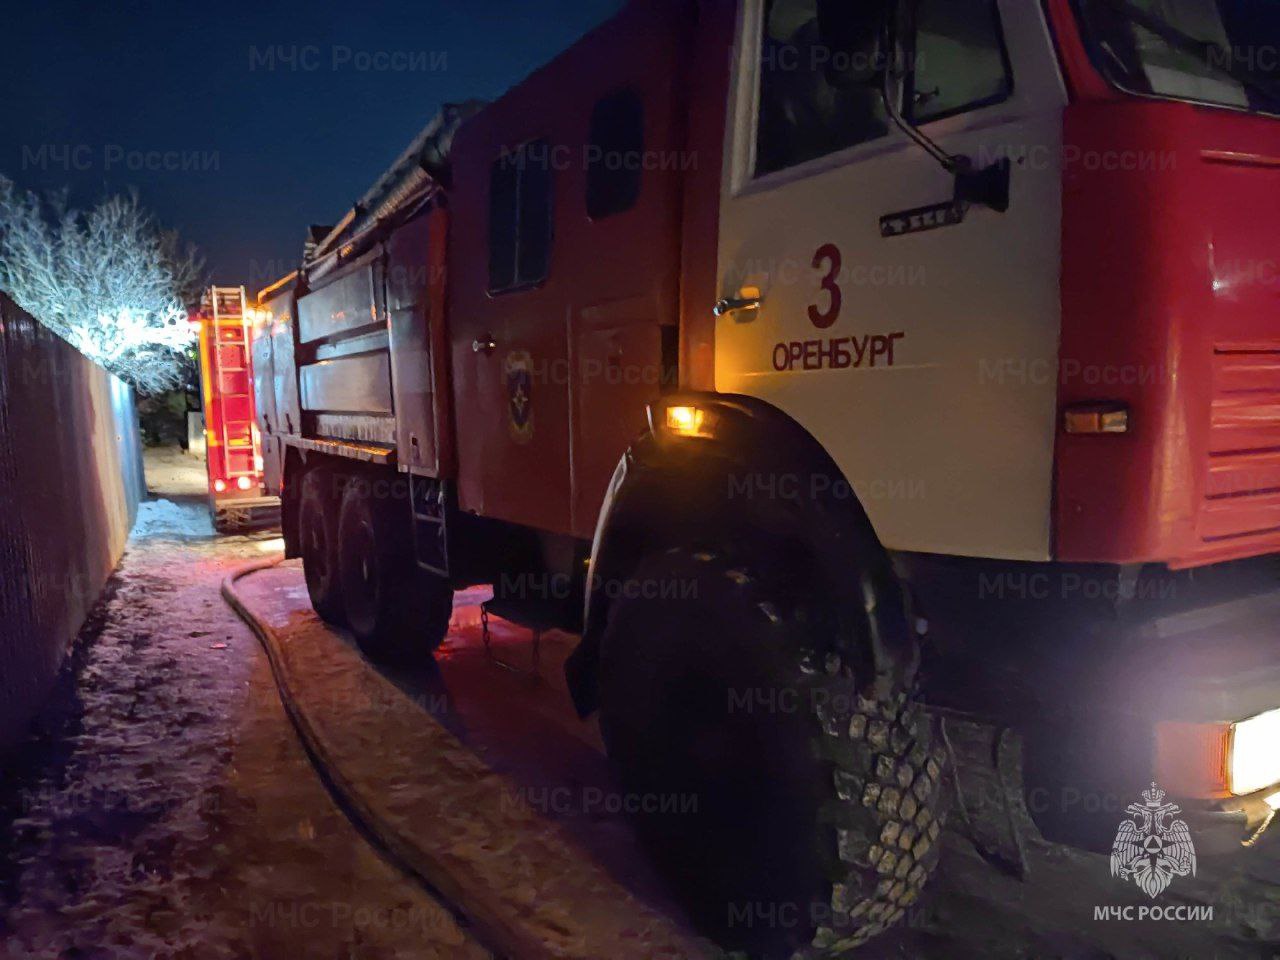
<box><xmin>598</xmin><ymin>549</ymin><xmax>945</xmax><ymax>958</ymax></box>
<box><xmin>299</xmin><ymin>466</ymin><xmax>346</xmax><ymax>626</ymax></box>
<box><xmin>337</xmin><ymin>476</ymin><xmax>452</xmax><ymax>661</ymax></box>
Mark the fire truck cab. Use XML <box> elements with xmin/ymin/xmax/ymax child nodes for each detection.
<box><xmin>259</xmin><ymin>0</ymin><xmax>1280</xmax><ymax>954</ymax></box>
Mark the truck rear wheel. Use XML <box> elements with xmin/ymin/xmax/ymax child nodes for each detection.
<box><xmin>598</xmin><ymin>549</ymin><xmax>945</xmax><ymax>958</ymax></box>
<box><xmin>337</xmin><ymin>477</ymin><xmax>452</xmax><ymax>661</ymax></box>
<box><xmin>299</xmin><ymin>467</ymin><xmax>346</xmax><ymax>626</ymax></box>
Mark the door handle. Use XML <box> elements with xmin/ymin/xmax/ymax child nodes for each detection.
<box><xmin>713</xmin><ymin>296</ymin><xmax>762</xmax><ymax>318</ymax></box>
<box><xmin>472</xmin><ymin>335</ymin><xmax>497</xmax><ymax>354</ymax></box>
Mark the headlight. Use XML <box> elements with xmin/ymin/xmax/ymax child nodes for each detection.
<box><xmin>1231</xmin><ymin>707</ymin><xmax>1280</xmax><ymax>796</ymax></box>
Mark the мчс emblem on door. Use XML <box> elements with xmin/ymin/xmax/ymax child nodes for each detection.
<box><xmin>504</xmin><ymin>350</ymin><xmax>534</xmax><ymax>443</ymax></box>
<box><xmin>1110</xmin><ymin>782</ymin><xmax>1197</xmax><ymax>899</ymax></box>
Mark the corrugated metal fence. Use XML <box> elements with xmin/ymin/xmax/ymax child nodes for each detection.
<box><xmin>0</xmin><ymin>292</ymin><xmax>144</xmax><ymax>753</ymax></box>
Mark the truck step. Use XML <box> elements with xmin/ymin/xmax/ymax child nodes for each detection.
<box><xmin>411</xmin><ymin>474</ymin><xmax>449</xmax><ymax>577</ymax></box>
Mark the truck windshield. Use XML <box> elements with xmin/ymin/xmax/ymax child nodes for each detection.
<box><xmin>1074</xmin><ymin>0</ymin><xmax>1280</xmax><ymax>115</ymax></box>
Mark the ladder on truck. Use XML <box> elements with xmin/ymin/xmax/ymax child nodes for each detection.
<box><xmin>204</xmin><ymin>287</ymin><xmax>257</xmax><ymax>490</ymax></box>
<box><xmin>198</xmin><ymin>285</ymin><xmax>277</xmax><ymax>531</ymax></box>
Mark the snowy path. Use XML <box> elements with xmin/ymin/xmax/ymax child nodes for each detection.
<box><xmin>2</xmin><ymin>446</ymin><xmax>1278</xmax><ymax>959</ymax></box>
<box><xmin>229</xmin><ymin>566</ymin><xmax>1280</xmax><ymax>960</ymax></box>
<box><xmin>0</xmin><ymin>449</ymin><xmax>486</xmax><ymax>959</ymax></box>
<box><xmin>225</xmin><ymin>562</ymin><xmax>712</xmax><ymax>960</ymax></box>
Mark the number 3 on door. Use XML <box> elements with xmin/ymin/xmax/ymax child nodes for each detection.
<box><xmin>809</xmin><ymin>243</ymin><xmax>842</xmax><ymax>330</ymax></box>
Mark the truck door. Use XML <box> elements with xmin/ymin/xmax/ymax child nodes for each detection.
<box><xmin>448</xmin><ymin>1</ymin><xmax>685</xmax><ymax>538</ymax></box>
<box><xmin>448</xmin><ymin>134</ymin><xmax>574</xmax><ymax>534</ymax></box>
<box><xmin>715</xmin><ymin>0</ymin><xmax>1067</xmax><ymax>562</ymax></box>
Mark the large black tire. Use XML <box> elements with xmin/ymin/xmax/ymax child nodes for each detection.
<box><xmin>337</xmin><ymin>476</ymin><xmax>453</xmax><ymax>662</ymax></box>
<box><xmin>299</xmin><ymin>467</ymin><xmax>346</xmax><ymax>626</ymax></box>
<box><xmin>598</xmin><ymin>549</ymin><xmax>945</xmax><ymax>958</ymax></box>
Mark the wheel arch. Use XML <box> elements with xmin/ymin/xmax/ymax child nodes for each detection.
<box><xmin>566</xmin><ymin>391</ymin><xmax>919</xmax><ymax>718</ymax></box>
<box><xmin>283</xmin><ymin>445</ymin><xmax>389</xmax><ymax>558</ymax></box>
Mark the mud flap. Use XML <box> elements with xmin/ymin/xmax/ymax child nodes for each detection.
<box><xmin>938</xmin><ymin>713</ymin><xmax>1041</xmax><ymax>880</ymax></box>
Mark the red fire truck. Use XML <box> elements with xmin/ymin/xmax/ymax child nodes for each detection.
<box><xmin>251</xmin><ymin>1</ymin><xmax>1280</xmax><ymax>953</ymax></box>
<box><xmin>194</xmin><ymin>286</ymin><xmax>278</xmax><ymax>532</ymax></box>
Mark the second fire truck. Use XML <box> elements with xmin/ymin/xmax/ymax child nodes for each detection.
<box><xmin>193</xmin><ymin>285</ymin><xmax>278</xmax><ymax>532</ymax></box>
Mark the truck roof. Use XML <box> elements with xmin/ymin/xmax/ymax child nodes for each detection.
<box><xmin>307</xmin><ymin>100</ymin><xmax>486</xmax><ymax>265</ymax></box>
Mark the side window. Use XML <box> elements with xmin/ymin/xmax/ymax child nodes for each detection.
<box><xmin>488</xmin><ymin>156</ymin><xmax>520</xmax><ymax>291</ymax></box>
<box><xmin>908</xmin><ymin>0</ymin><xmax>1012</xmax><ymax>124</ymax></box>
<box><xmin>755</xmin><ymin>0</ymin><xmax>890</xmax><ymax>177</ymax></box>
<box><xmin>587</xmin><ymin>89</ymin><xmax>644</xmax><ymax>219</ymax></box>
<box><xmin>517</xmin><ymin>144</ymin><xmax>553</xmax><ymax>284</ymax></box>
<box><xmin>488</xmin><ymin>140</ymin><xmax>554</xmax><ymax>293</ymax></box>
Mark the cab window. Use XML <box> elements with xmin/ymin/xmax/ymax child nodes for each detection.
<box><xmin>907</xmin><ymin>0</ymin><xmax>1013</xmax><ymax>124</ymax></box>
<box><xmin>754</xmin><ymin>0</ymin><xmax>1013</xmax><ymax>177</ymax></box>
<box><xmin>756</xmin><ymin>0</ymin><xmax>891</xmax><ymax>176</ymax></box>
<box><xmin>1073</xmin><ymin>0</ymin><xmax>1280</xmax><ymax>116</ymax></box>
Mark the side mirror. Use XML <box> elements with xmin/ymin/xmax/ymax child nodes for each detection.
<box><xmin>954</xmin><ymin>157</ymin><xmax>1012</xmax><ymax>214</ymax></box>
<box><xmin>816</xmin><ymin>0</ymin><xmax>894</xmax><ymax>89</ymax></box>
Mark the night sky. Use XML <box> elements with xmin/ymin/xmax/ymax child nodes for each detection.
<box><xmin>0</xmin><ymin>0</ymin><xmax>623</xmax><ymax>287</ymax></box>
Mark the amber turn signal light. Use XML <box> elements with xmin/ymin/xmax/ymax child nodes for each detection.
<box><xmin>653</xmin><ymin>402</ymin><xmax>718</xmax><ymax>439</ymax></box>
<box><xmin>1063</xmin><ymin>402</ymin><xmax>1129</xmax><ymax>435</ymax></box>
<box><xmin>665</xmin><ymin>405</ymin><xmax>708</xmax><ymax>437</ymax></box>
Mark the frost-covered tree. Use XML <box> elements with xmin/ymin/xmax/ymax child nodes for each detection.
<box><xmin>0</xmin><ymin>177</ymin><xmax>205</xmax><ymax>393</ymax></box>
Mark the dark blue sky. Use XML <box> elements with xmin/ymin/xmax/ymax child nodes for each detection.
<box><xmin>0</xmin><ymin>0</ymin><xmax>623</xmax><ymax>286</ymax></box>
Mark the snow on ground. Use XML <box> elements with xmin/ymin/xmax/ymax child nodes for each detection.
<box><xmin>230</xmin><ymin>564</ymin><xmax>711</xmax><ymax>960</ymax></box>
<box><xmin>234</xmin><ymin>571</ymin><xmax>1280</xmax><ymax>960</ymax></box>
<box><xmin>131</xmin><ymin>497</ymin><xmax>215</xmax><ymax>540</ymax></box>
<box><xmin>0</xmin><ymin>447</ymin><xmax>485</xmax><ymax>959</ymax></box>
<box><xmin>3</xmin><ymin>444</ymin><xmax>1278</xmax><ymax>960</ymax></box>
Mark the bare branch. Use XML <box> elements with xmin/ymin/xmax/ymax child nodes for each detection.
<box><xmin>0</xmin><ymin>176</ymin><xmax>207</xmax><ymax>393</ymax></box>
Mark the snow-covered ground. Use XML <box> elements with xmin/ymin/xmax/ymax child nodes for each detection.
<box><xmin>2</xmin><ymin>445</ymin><xmax>1277</xmax><ymax>960</ymax></box>
<box><xmin>228</xmin><ymin>563</ymin><xmax>711</xmax><ymax>960</ymax></box>
<box><xmin>0</xmin><ymin>448</ymin><xmax>485</xmax><ymax>959</ymax></box>
<box><xmin>231</xmin><ymin>564</ymin><xmax>1280</xmax><ymax>959</ymax></box>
